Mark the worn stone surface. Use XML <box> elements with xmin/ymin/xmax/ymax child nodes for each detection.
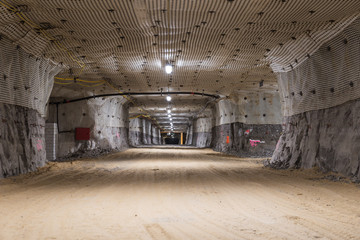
<box><xmin>212</xmin><ymin>123</ymin><xmax>282</xmax><ymax>157</ymax></box>
<box><xmin>151</xmin><ymin>126</ymin><xmax>161</xmax><ymax>144</ymax></box>
<box><xmin>269</xmin><ymin>99</ymin><xmax>360</xmax><ymax>179</ymax></box>
<box><xmin>192</xmin><ymin>132</ymin><xmax>212</xmax><ymax>148</ymax></box>
<box><xmin>129</xmin><ymin>131</ymin><xmax>143</xmax><ymax>146</ymax></box>
<box><xmin>0</xmin><ymin>103</ymin><xmax>46</xmax><ymax>178</ymax></box>
<box><xmin>185</xmin><ymin>124</ymin><xmax>194</xmax><ymax>145</ymax></box>
<box><xmin>129</xmin><ymin>118</ymin><xmax>161</xmax><ymax>147</ymax></box>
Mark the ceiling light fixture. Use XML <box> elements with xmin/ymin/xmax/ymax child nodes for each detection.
<box><xmin>166</xmin><ymin>95</ymin><xmax>172</xmax><ymax>101</ymax></box>
<box><xmin>165</xmin><ymin>63</ymin><xmax>173</xmax><ymax>74</ymax></box>
<box><xmin>167</xmin><ymin>109</ymin><xmax>171</xmax><ymax>113</ymax></box>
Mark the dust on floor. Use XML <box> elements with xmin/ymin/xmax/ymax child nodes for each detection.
<box><xmin>0</xmin><ymin>148</ymin><xmax>359</xmax><ymax>240</ymax></box>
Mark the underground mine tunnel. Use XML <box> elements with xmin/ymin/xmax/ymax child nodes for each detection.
<box><xmin>0</xmin><ymin>0</ymin><xmax>360</xmax><ymax>239</ymax></box>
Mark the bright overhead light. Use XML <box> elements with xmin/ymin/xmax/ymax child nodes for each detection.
<box><xmin>170</xmin><ymin>118</ymin><xmax>173</xmax><ymax>121</ymax></box>
<box><xmin>165</xmin><ymin>64</ymin><xmax>173</xmax><ymax>74</ymax></box>
<box><xmin>168</xmin><ymin>114</ymin><xmax>171</xmax><ymax>118</ymax></box>
<box><xmin>167</xmin><ymin>109</ymin><xmax>171</xmax><ymax>113</ymax></box>
<box><xmin>166</xmin><ymin>95</ymin><xmax>172</xmax><ymax>101</ymax></box>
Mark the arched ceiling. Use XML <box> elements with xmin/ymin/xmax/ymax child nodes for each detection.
<box><xmin>1</xmin><ymin>0</ymin><xmax>359</xmax><ymax>96</ymax></box>
<box><xmin>0</xmin><ymin>0</ymin><xmax>359</xmax><ymax>131</ymax></box>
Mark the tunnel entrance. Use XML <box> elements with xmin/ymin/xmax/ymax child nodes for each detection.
<box><xmin>165</xmin><ymin>136</ymin><xmax>179</xmax><ymax>144</ymax></box>
<box><xmin>162</xmin><ymin>132</ymin><xmax>187</xmax><ymax>145</ymax></box>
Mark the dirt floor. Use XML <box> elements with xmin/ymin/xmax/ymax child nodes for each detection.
<box><xmin>0</xmin><ymin>148</ymin><xmax>360</xmax><ymax>240</ymax></box>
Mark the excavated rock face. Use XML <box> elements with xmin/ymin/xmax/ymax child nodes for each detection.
<box><xmin>47</xmin><ymin>97</ymin><xmax>129</xmax><ymax>159</ymax></box>
<box><xmin>204</xmin><ymin>94</ymin><xmax>283</xmax><ymax>157</ymax></box>
<box><xmin>212</xmin><ymin>123</ymin><xmax>282</xmax><ymax>157</ymax></box>
<box><xmin>269</xmin><ymin>99</ymin><xmax>360</xmax><ymax>179</ymax></box>
<box><xmin>0</xmin><ymin>37</ymin><xmax>60</xmax><ymax>177</ymax></box>
<box><xmin>0</xmin><ymin>103</ymin><xmax>46</xmax><ymax>178</ymax></box>
<box><xmin>268</xmin><ymin>19</ymin><xmax>360</xmax><ymax>179</ymax></box>
<box><xmin>188</xmin><ymin>100</ymin><xmax>282</xmax><ymax>155</ymax></box>
<box><xmin>192</xmin><ymin>132</ymin><xmax>212</xmax><ymax>148</ymax></box>
<box><xmin>129</xmin><ymin>118</ymin><xmax>161</xmax><ymax>147</ymax></box>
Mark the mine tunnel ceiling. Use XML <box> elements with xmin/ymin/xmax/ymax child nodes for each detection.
<box><xmin>1</xmin><ymin>0</ymin><xmax>359</xmax><ymax>131</ymax></box>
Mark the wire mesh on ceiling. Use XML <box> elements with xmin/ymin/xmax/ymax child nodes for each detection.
<box><xmin>0</xmin><ymin>0</ymin><xmax>358</xmax><ymax>97</ymax></box>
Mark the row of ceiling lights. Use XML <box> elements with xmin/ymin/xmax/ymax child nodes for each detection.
<box><xmin>167</xmin><ymin>108</ymin><xmax>173</xmax><ymax>131</ymax></box>
<box><xmin>165</xmin><ymin>63</ymin><xmax>173</xmax><ymax>103</ymax></box>
<box><xmin>166</xmin><ymin>64</ymin><xmax>173</xmax><ymax>131</ymax></box>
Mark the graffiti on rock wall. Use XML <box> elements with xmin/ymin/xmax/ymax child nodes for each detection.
<box><xmin>249</xmin><ymin>139</ymin><xmax>265</xmax><ymax>147</ymax></box>
<box><xmin>244</xmin><ymin>129</ymin><xmax>253</xmax><ymax>136</ymax></box>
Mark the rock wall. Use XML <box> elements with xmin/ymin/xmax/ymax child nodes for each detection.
<box><xmin>192</xmin><ymin>111</ymin><xmax>213</xmax><ymax>148</ymax></box>
<box><xmin>269</xmin><ymin>99</ymin><xmax>360</xmax><ymax>179</ymax></box>
<box><xmin>0</xmin><ymin>103</ymin><xmax>46</xmax><ymax>178</ymax></box>
<box><xmin>269</xmin><ymin>18</ymin><xmax>360</xmax><ymax>179</ymax></box>
<box><xmin>211</xmin><ymin>96</ymin><xmax>282</xmax><ymax>157</ymax></box>
<box><xmin>129</xmin><ymin>118</ymin><xmax>161</xmax><ymax>146</ymax></box>
<box><xmin>0</xmin><ymin>36</ymin><xmax>61</xmax><ymax>177</ymax></box>
<box><xmin>47</xmin><ymin>97</ymin><xmax>129</xmax><ymax>158</ymax></box>
<box><xmin>151</xmin><ymin>125</ymin><xmax>161</xmax><ymax>144</ymax></box>
<box><xmin>185</xmin><ymin>124</ymin><xmax>194</xmax><ymax>145</ymax></box>
<box><xmin>212</xmin><ymin>122</ymin><xmax>282</xmax><ymax>157</ymax></box>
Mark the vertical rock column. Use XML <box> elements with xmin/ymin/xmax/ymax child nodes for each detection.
<box><xmin>129</xmin><ymin>118</ymin><xmax>143</xmax><ymax>146</ymax></box>
<box><xmin>192</xmin><ymin>110</ymin><xmax>213</xmax><ymax>148</ymax></box>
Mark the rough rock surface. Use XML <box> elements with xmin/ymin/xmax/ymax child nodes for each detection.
<box><xmin>212</xmin><ymin>123</ymin><xmax>282</xmax><ymax>157</ymax></box>
<box><xmin>192</xmin><ymin>132</ymin><xmax>212</xmax><ymax>148</ymax></box>
<box><xmin>0</xmin><ymin>103</ymin><xmax>46</xmax><ymax>178</ymax></box>
<box><xmin>129</xmin><ymin>118</ymin><xmax>161</xmax><ymax>147</ymax></box>
<box><xmin>129</xmin><ymin>131</ymin><xmax>143</xmax><ymax>146</ymax></box>
<box><xmin>269</xmin><ymin>99</ymin><xmax>360</xmax><ymax>179</ymax></box>
<box><xmin>47</xmin><ymin>97</ymin><xmax>129</xmax><ymax>158</ymax></box>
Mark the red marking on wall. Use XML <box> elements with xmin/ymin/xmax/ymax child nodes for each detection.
<box><xmin>36</xmin><ymin>139</ymin><xmax>43</xmax><ymax>151</ymax></box>
<box><xmin>226</xmin><ymin>136</ymin><xmax>230</xmax><ymax>144</ymax></box>
<box><xmin>244</xmin><ymin>129</ymin><xmax>252</xmax><ymax>136</ymax></box>
<box><xmin>75</xmin><ymin>128</ymin><xmax>90</xmax><ymax>140</ymax></box>
<box><xmin>116</xmin><ymin>132</ymin><xmax>120</xmax><ymax>139</ymax></box>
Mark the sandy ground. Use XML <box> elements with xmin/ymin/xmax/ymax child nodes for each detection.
<box><xmin>0</xmin><ymin>148</ymin><xmax>360</xmax><ymax>240</ymax></box>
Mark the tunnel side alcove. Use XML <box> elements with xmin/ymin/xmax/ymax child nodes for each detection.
<box><xmin>47</xmin><ymin>96</ymin><xmax>130</xmax><ymax>159</ymax></box>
